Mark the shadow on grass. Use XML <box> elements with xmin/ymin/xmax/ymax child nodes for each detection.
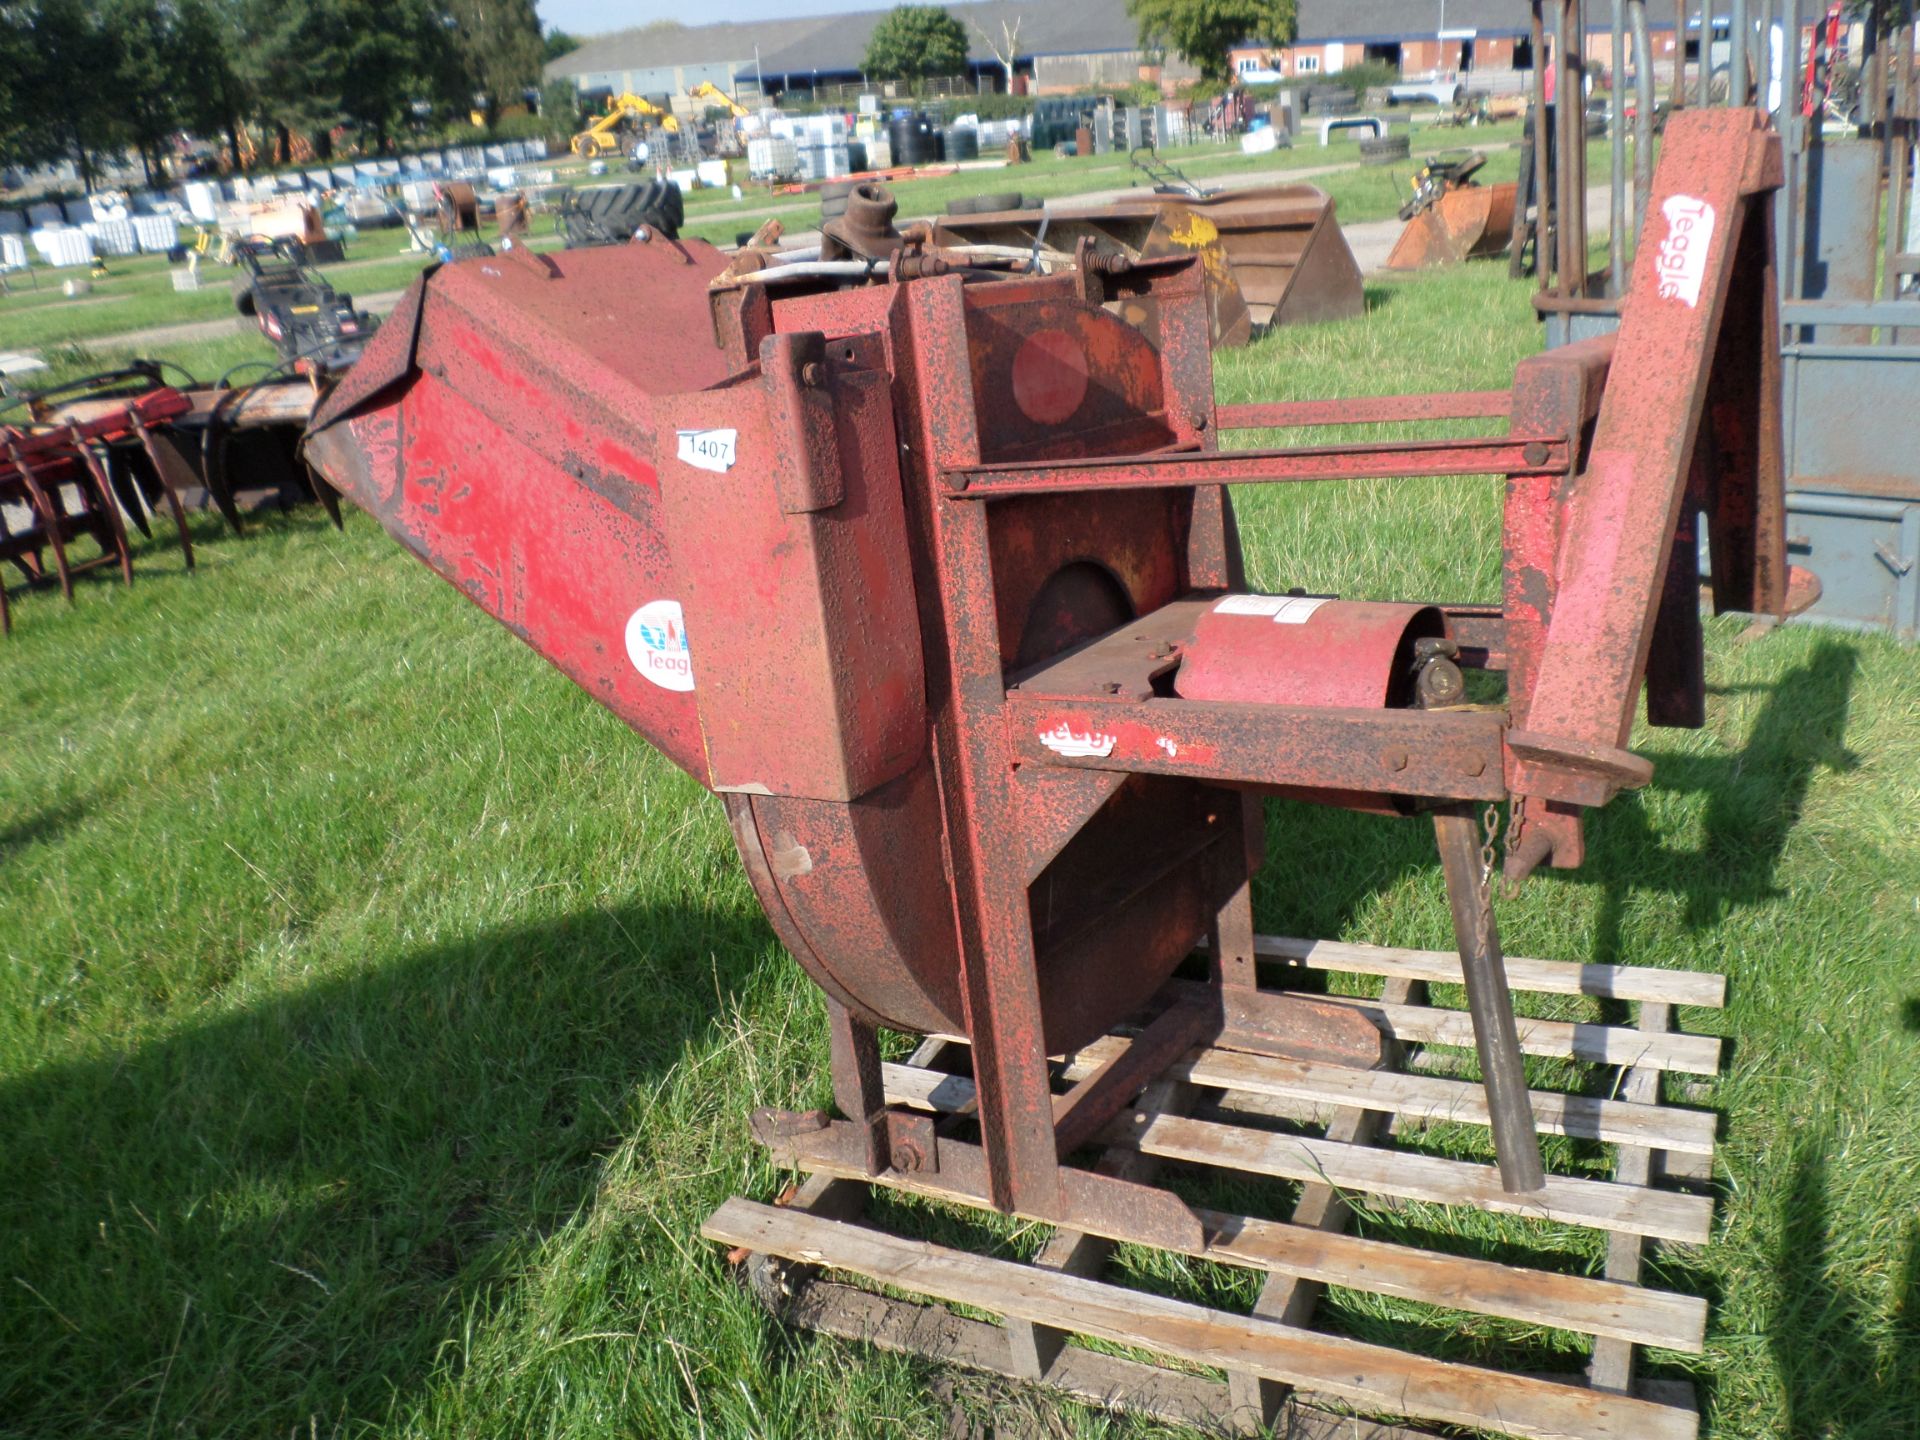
<box><xmin>1771</xmin><ymin>1131</ymin><xmax>1920</xmax><ymax>1438</ymax></box>
<box><xmin>0</xmin><ymin>797</ymin><xmax>88</xmax><ymax>861</ymax></box>
<box><xmin>0</xmin><ymin>895</ymin><xmax>779</xmax><ymax>1438</ymax></box>
<box><xmin>1254</xmin><ymin>638</ymin><xmax>1862</xmax><ymax>962</ymax></box>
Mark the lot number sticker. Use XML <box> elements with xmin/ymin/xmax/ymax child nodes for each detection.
<box><xmin>676</xmin><ymin>428</ymin><xmax>738</xmax><ymax>473</ymax></box>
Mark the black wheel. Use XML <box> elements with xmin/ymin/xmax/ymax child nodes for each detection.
<box><xmin>1359</xmin><ymin>134</ymin><xmax>1410</xmax><ymax>165</ymax></box>
<box><xmin>231</xmin><ymin>281</ymin><xmax>256</xmax><ymax>318</ymax></box>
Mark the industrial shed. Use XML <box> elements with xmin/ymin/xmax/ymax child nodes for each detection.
<box><xmin>544</xmin><ymin>0</ymin><xmax>1196</xmax><ymax>101</ymax></box>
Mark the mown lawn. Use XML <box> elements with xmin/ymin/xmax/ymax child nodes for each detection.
<box><xmin>2</xmin><ymin>259</ymin><xmax>1915</xmax><ymax>1440</ymax></box>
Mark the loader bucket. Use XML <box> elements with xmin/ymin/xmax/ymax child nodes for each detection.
<box><xmin>1180</xmin><ymin>184</ymin><xmax>1365</xmax><ymax>327</ymax></box>
<box><xmin>1386</xmin><ymin>181</ymin><xmax>1519</xmax><ymax>269</ymax></box>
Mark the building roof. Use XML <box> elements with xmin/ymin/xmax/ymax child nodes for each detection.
<box><xmin>546</xmin><ymin>0</ymin><xmax>1148</xmax><ymax>85</ymax></box>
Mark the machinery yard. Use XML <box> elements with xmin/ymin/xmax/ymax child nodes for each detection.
<box><xmin>4</xmin><ymin>4</ymin><xmax>1920</xmax><ymax>1440</ymax></box>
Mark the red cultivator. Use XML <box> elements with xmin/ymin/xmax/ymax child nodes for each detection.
<box><xmin>305</xmin><ymin>112</ymin><xmax>1806</xmax><ymax>1438</ymax></box>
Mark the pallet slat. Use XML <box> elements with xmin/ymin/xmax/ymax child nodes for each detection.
<box><xmin>887</xmin><ymin>1060</ymin><xmax>1715</xmax><ymax>1246</ymax></box>
<box><xmin>875</xmin><ymin>1065</ymin><xmax>1707</xmax><ymax>1350</ymax></box>
<box><xmin>1305</xmin><ymin>992</ymin><xmax>1723</xmax><ymax>1076</ymax></box>
<box><xmin>1057</xmin><ymin>1037</ymin><xmax>1719</xmax><ymax>1156</ymax></box>
<box><xmin>1114</xmin><ymin>1111</ymin><xmax>1713</xmax><ymax>1244</ymax></box>
<box><xmin>706</xmin><ymin>1198</ymin><xmax>1698</xmax><ymax>1440</ymax></box>
<box><xmin>784</xmin><ymin>1278</ymin><xmax>1433</xmax><ymax>1439</ymax></box>
<box><xmin>1250</xmin><ymin>935</ymin><xmax>1727</xmax><ymax>1008</ymax></box>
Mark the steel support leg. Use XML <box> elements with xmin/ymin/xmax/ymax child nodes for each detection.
<box><xmin>1433</xmin><ymin>809</ymin><xmax>1546</xmax><ymax>1194</ymax></box>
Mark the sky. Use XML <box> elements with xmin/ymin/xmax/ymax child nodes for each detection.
<box><xmin>538</xmin><ymin>0</ymin><xmax>896</xmax><ymax>36</ymax></box>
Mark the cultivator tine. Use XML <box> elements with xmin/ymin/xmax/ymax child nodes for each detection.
<box><xmin>129</xmin><ymin>414</ymin><xmax>197</xmax><ymax>571</ymax></box>
<box><xmin>63</xmin><ymin>424</ymin><xmax>135</xmax><ymax>586</ymax></box>
<box><xmin>9</xmin><ymin>449</ymin><xmax>77</xmax><ymax>603</ymax></box>
<box><xmin>200</xmin><ymin>402</ymin><xmax>247</xmax><ymax>536</ymax></box>
<box><xmin>305</xmin><ymin>462</ymin><xmax>344</xmax><ymax>530</ymax></box>
<box><xmin>103</xmin><ymin>450</ymin><xmax>154</xmax><ymax>541</ymax></box>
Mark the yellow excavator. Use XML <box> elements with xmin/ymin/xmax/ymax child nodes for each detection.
<box><xmin>687</xmin><ymin>81</ymin><xmax>751</xmax><ymax>120</ymax></box>
<box><xmin>571</xmin><ymin>92</ymin><xmax>681</xmax><ymax>160</ymax></box>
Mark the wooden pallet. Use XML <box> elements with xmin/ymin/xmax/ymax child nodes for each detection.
<box><xmin>705</xmin><ymin>933</ymin><xmax>1723</xmax><ymax>1440</ymax></box>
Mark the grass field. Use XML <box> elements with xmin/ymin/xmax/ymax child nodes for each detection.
<box><xmin>4</xmin><ymin>243</ymin><xmax>1917</xmax><ymax>1438</ymax></box>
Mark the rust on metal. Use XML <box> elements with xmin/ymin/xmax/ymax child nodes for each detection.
<box><xmin>300</xmin><ymin>110</ymin><xmax>1795</xmax><ymax>1421</ymax></box>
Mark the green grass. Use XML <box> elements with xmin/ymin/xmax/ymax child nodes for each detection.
<box><xmin>3</xmin><ymin>261</ymin><xmax>1916</xmax><ymax>1440</ymax></box>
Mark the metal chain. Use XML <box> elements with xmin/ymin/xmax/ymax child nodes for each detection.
<box><xmin>1477</xmin><ymin>801</ymin><xmax>1502</xmax><ymax>932</ymax></box>
<box><xmin>1501</xmin><ymin>795</ymin><xmax>1528</xmax><ymax>901</ymax></box>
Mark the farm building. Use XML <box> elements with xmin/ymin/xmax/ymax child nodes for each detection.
<box><xmin>544</xmin><ymin>0</ymin><xmax>1196</xmax><ymax>101</ymax></box>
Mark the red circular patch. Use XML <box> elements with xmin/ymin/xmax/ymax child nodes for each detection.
<box><xmin>1010</xmin><ymin>328</ymin><xmax>1089</xmax><ymax>426</ymax></box>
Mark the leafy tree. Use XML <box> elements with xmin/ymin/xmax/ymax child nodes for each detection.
<box><xmin>447</xmin><ymin>0</ymin><xmax>543</xmax><ymax>127</ymax></box>
<box><xmin>862</xmin><ymin>4</ymin><xmax>969</xmax><ymax>84</ymax></box>
<box><xmin>14</xmin><ymin>0</ymin><xmax>119</xmax><ymax>187</ymax></box>
<box><xmin>102</xmin><ymin>0</ymin><xmax>179</xmax><ymax>185</ymax></box>
<box><xmin>1126</xmin><ymin>0</ymin><xmax>1297</xmax><ymax>81</ymax></box>
<box><xmin>0</xmin><ymin>4</ymin><xmax>32</xmax><ymax>168</ymax></box>
<box><xmin>172</xmin><ymin>0</ymin><xmax>251</xmax><ymax>172</ymax></box>
<box><xmin>542</xmin><ymin>27</ymin><xmax>581</xmax><ymax>64</ymax></box>
<box><xmin>327</xmin><ymin>0</ymin><xmax>460</xmax><ymax>152</ymax></box>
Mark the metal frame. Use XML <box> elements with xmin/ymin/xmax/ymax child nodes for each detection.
<box><xmin>305</xmin><ymin>110</ymin><xmax>1793</xmax><ymax>1440</ymax></box>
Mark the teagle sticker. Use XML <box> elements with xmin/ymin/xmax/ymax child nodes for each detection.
<box><xmin>1038</xmin><ymin>723</ymin><xmax>1116</xmax><ymax>758</ymax></box>
<box><xmin>676</xmin><ymin>428</ymin><xmax>738</xmax><ymax>473</ymax></box>
<box><xmin>1654</xmin><ymin>196</ymin><xmax>1716</xmax><ymax>308</ymax></box>
<box><xmin>625</xmin><ymin>599</ymin><xmax>695</xmax><ymax>691</ymax></box>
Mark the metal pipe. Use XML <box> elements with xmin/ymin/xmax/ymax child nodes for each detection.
<box><xmin>1885</xmin><ymin>0</ymin><xmax>1916</xmax><ymax>304</ymax></box>
<box><xmin>1555</xmin><ymin>0</ymin><xmax>1577</xmax><ymax>293</ymax></box>
<box><xmin>1733</xmin><ymin>0</ymin><xmax>1750</xmax><ymax>103</ymax></box>
<box><xmin>1611</xmin><ymin>0</ymin><xmax>1628</xmax><ymax>289</ymax></box>
<box><xmin>1631</xmin><ymin>0</ymin><xmax>1655</xmax><ymax>249</ymax></box>
<box><xmin>1698</xmin><ymin>0</ymin><xmax>1711</xmax><ymax>107</ymax></box>
<box><xmin>1781</xmin><ymin>0</ymin><xmax>1802</xmax><ymax>312</ymax></box>
<box><xmin>1675</xmin><ymin>0</ymin><xmax>1689</xmax><ymax>107</ymax></box>
<box><xmin>1434</xmin><ymin>810</ymin><xmax>1547</xmax><ymax>1195</ymax></box>
<box><xmin>1532</xmin><ymin>0</ymin><xmax>1552</xmax><ymax>288</ymax></box>
<box><xmin>1572</xmin><ymin>0</ymin><xmax>1592</xmax><ymax>289</ymax></box>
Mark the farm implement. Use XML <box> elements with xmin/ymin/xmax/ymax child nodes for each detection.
<box><xmin>302</xmin><ymin>111</ymin><xmax>1809</xmax><ymax>1438</ymax></box>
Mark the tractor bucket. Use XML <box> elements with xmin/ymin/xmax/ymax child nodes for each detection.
<box><xmin>1180</xmin><ymin>184</ymin><xmax>1366</xmax><ymax>327</ymax></box>
<box><xmin>1386</xmin><ymin>180</ymin><xmax>1519</xmax><ymax>269</ymax></box>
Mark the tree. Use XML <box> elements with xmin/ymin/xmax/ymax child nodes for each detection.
<box><xmin>862</xmin><ymin>5</ymin><xmax>968</xmax><ymax>84</ymax></box>
<box><xmin>1125</xmin><ymin>0</ymin><xmax>1297</xmax><ymax>82</ymax></box>
<box><xmin>103</xmin><ymin>0</ymin><xmax>179</xmax><ymax>185</ymax></box>
<box><xmin>971</xmin><ymin>11</ymin><xmax>1022</xmax><ymax>93</ymax></box>
<box><xmin>15</xmin><ymin>0</ymin><xmax>119</xmax><ymax>188</ymax></box>
<box><xmin>542</xmin><ymin>27</ymin><xmax>581</xmax><ymax>64</ymax></box>
<box><xmin>172</xmin><ymin>0</ymin><xmax>250</xmax><ymax>173</ymax></box>
<box><xmin>447</xmin><ymin>0</ymin><xmax>543</xmax><ymax>128</ymax></box>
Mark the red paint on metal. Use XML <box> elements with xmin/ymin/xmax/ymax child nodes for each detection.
<box><xmin>300</xmin><ymin>110</ymin><xmax>1792</xmax><ymax>1226</ymax></box>
<box><xmin>1011</xmin><ymin>329</ymin><xmax>1090</xmax><ymax>425</ymax></box>
<box><xmin>1178</xmin><ymin>598</ymin><xmax>1443</xmax><ymax>710</ymax></box>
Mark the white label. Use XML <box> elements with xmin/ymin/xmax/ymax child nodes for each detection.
<box><xmin>1654</xmin><ymin>196</ymin><xmax>1716</xmax><ymax>308</ymax></box>
<box><xmin>1271</xmin><ymin>596</ymin><xmax>1330</xmax><ymax>625</ymax></box>
<box><xmin>625</xmin><ymin>599</ymin><xmax>695</xmax><ymax>691</ymax></box>
<box><xmin>1214</xmin><ymin>593</ymin><xmax>1288</xmax><ymax>616</ymax></box>
<box><xmin>675</xmin><ymin>428</ymin><xmax>738</xmax><ymax>473</ymax></box>
<box><xmin>1038</xmin><ymin>722</ymin><xmax>1116</xmax><ymax>759</ymax></box>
